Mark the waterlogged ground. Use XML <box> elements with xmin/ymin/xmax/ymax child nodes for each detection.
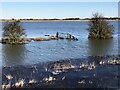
<box><xmin>2</xmin><ymin>21</ymin><xmax>118</xmax><ymax>67</ymax></box>
<box><xmin>2</xmin><ymin>55</ymin><xmax>120</xmax><ymax>89</ymax></box>
<box><xmin>0</xmin><ymin>21</ymin><xmax>119</xmax><ymax>90</ymax></box>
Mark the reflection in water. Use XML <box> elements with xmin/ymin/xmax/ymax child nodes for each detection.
<box><xmin>118</xmin><ymin>35</ymin><xmax>120</xmax><ymax>55</ymax></box>
<box><xmin>88</xmin><ymin>39</ymin><xmax>113</xmax><ymax>56</ymax></box>
<box><xmin>2</xmin><ymin>44</ymin><xmax>26</xmax><ymax>66</ymax></box>
<box><xmin>1</xmin><ymin>21</ymin><xmax>118</xmax><ymax>66</ymax></box>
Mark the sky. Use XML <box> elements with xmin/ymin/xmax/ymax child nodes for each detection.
<box><xmin>1</xmin><ymin>2</ymin><xmax>118</xmax><ymax>19</ymax></box>
<box><xmin>1</xmin><ymin>0</ymin><xmax>120</xmax><ymax>2</ymax></box>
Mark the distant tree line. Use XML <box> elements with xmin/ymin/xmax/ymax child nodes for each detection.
<box><xmin>63</xmin><ymin>18</ymin><xmax>80</xmax><ymax>20</ymax></box>
<box><xmin>2</xmin><ymin>17</ymin><xmax>120</xmax><ymax>21</ymax></box>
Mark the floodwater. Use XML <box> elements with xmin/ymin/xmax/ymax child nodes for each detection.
<box><xmin>0</xmin><ymin>21</ymin><xmax>118</xmax><ymax>66</ymax></box>
<box><xmin>1</xmin><ymin>21</ymin><xmax>120</xmax><ymax>89</ymax></box>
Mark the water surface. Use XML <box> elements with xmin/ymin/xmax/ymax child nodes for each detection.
<box><xmin>0</xmin><ymin>21</ymin><xmax>118</xmax><ymax>66</ymax></box>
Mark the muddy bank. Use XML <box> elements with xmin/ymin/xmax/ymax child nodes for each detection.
<box><xmin>2</xmin><ymin>55</ymin><xmax>120</xmax><ymax>89</ymax></box>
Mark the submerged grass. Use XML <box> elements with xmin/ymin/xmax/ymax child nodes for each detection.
<box><xmin>2</xmin><ymin>55</ymin><xmax>120</xmax><ymax>89</ymax></box>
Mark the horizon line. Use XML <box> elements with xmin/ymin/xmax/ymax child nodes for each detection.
<box><xmin>0</xmin><ymin>16</ymin><xmax>119</xmax><ymax>20</ymax></box>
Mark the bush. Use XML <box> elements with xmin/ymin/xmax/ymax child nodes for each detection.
<box><xmin>2</xmin><ymin>19</ymin><xmax>26</xmax><ymax>44</ymax></box>
<box><xmin>87</xmin><ymin>13</ymin><xmax>114</xmax><ymax>39</ymax></box>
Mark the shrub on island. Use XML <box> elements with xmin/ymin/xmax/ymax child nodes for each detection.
<box><xmin>2</xmin><ymin>19</ymin><xmax>27</xmax><ymax>44</ymax></box>
<box><xmin>87</xmin><ymin>13</ymin><xmax>114</xmax><ymax>39</ymax></box>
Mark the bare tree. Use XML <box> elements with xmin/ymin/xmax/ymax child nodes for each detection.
<box><xmin>2</xmin><ymin>19</ymin><xmax>26</xmax><ymax>44</ymax></box>
<box><xmin>87</xmin><ymin>13</ymin><xmax>114</xmax><ymax>39</ymax></box>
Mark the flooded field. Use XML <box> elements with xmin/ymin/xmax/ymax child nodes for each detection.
<box><xmin>1</xmin><ymin>21</ymin><xmax>118</xmax><ymax>66</ymax></box>
<box><xmin>0</xmin><ymin>21</ymin><xmax>119</xmax><ymax>89</ymax></box>
<box><xmin>2</xmin><ymin>55</ymin><xmax>120</xmax><ymax>89</ymax></box>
